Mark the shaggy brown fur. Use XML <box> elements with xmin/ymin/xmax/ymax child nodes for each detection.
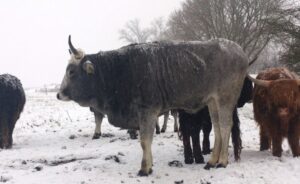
<box><xmin>252</xmin><ymin>67</ymin><xmax>300</xmax><ymax>157</ymax></box>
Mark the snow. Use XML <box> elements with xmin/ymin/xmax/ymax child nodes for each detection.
<box><xmin>0</xmin><ymin>91</ymin><xmax>300</xmax><ymax>184</ymax></box>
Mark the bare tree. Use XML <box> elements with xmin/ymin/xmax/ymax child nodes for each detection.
<box><xmin>167</xmin><ymin>0</ymin><xmax>288</xmax><ymax>61</ymax></box>
<box><xmin>119</xmin><ymin>19</ymin><xmax>152</xmax><ymax>43</ymax></box>
<box><xmin>281</xmin><ymin>38</ymin><xmax>300</xmax><ymax>69</ymax></box>
<box><xmin>263</xmin><ymin>1</ymin><xmax>300</xmax><ymax>72</ymax></box>
<box><xmin>149</xmin><ymin>17</ymin><xmax>169</xmax><ymax>41</ymax></box>
<box><xmin>249</xmin><ymin>42</ymin><xmax>283</xmax><ymax>72</ymax></box>
<box><xmin>119</xmin><ymin>17</ymin><xmax>171</xmax><ymax>44</ymax></box>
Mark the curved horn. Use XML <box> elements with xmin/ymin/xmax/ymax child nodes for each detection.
<box><xmin>68</xmin><ymin>35</ymin><xmax>79</xmax><ymax>56</ymax></box>
<box><xmin>247</xmin><ymin>74</ymin><xmax>271</xmax><ymax>87</ymax></box>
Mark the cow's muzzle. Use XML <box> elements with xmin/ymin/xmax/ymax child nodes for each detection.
<box><xmin>57</xmin><ymin>92</ymin><xmax>70</xmax><ymax>101</ymax></box>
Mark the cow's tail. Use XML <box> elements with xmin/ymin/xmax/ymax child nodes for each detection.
<box><xmin>231</xmin><ymin>107</ymin><xmax>242</xmax><ymax>161</ymax></box>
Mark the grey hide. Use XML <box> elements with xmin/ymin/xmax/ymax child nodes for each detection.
<box><xmin>57</xmin><ymin>37</ymin><xmax>248</xmax><ymax>175</ymax></box>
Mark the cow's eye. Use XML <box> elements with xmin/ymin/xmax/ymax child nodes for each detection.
<box><xmin>68</xmin><ymin>70</ymin><xmax>76</xmax><ymax>77</ymax></box>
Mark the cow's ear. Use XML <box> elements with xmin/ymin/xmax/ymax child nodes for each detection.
<box><xmin>83</xmin><ymin>61</ymin><xmax>95</xmax><ymax>74</ymax></box>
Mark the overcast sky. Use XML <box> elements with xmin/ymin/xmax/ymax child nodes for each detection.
<box><xmin>0</xmin><ymin>0</ymin><xmax>183</xmax><ymax>88</ymax></box>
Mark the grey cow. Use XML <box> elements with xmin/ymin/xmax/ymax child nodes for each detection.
<box><xmin>57</xmin><ymin>36</ymin><xmax>248</xmax><ymax>175</ymax></box>
<box><xmin>157</xmin><ymin>110</ymin><xmax>178</xmax><ymax>134</ymax></box>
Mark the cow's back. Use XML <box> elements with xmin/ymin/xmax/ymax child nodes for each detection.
<box><xmin>0</xmin><ymin>74</ymin><xmax>26</xmax><ymax>114</ymax></box>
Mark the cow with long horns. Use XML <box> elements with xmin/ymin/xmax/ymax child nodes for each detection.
<box><xmin>57</xmin><ymin>36</ymin><xmax>248</xmax><ymax>175</ymax></box>
<box><xmin>248</xmin><ymin>67</ymin><xmax>300</xmax><ymax>157</ymax></box>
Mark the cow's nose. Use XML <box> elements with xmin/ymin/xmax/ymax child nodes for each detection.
<box><xmin>57</xmin><ymin>93</ymin><xmax>60</xmax><ymax>100</ymax></box>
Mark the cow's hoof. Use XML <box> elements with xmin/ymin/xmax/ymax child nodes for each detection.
<box><xmin>156</xmin><ymin>131</ymin><xmax>160</xmax><ymax>135</ymax></box>
<box><xmin>129</xmin><ymin>134</ymin><xmax>138</xmax><ymax>140</ymax></box>
<box><xmin>202</xmin><ymin>149</ymin><xmax>211</xmax><ymax>155</ymax></box>
<box><xmin>92</xmin><ymin>133</ymin><xmax>101</xmax><ymax>139</ymax></box>
<box><xmin>138</xmin><ymin>168</ymin><xmax>153</xmax><ymax>176</ymax></box>
<box><xmin>160</xmin><ymin>129</ymin><xmax>166</xmax><ymax>133</ymax></box>
<box><xmin>272</xmin><ymin>151</ymin><xmax>282</xmax><ymax>157</ymax></box>
<box><xmin>184</xmin><ymin>157</ymin><xmax>194</xmax><ymax>164</ymax></box>
<box><xmin>0</xmin><ymin>144</ymin><xmax>12</xmax><ymax>149</ymax></box>
<box><xmin>260</xmin><ymin>146</ymin><xmax>269</xmax><ymax>151</ymax></box>
<box><xmin>216</xmin><ymin>163</ymin><xmax>227</xmax><ymax>168</ymax></box>
<box><xmin>204</xmin><ymin>163</ymin><xmax>215</xmax><ymax>170</ymax></box>
<box><xmin>195</xmin><ymin>157</ymin><xmax>204</xmax><ymax>164</ymax></box>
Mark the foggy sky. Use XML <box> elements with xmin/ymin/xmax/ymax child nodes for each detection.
<box><xmin>0</xmin><ymin>0</ymin><xmax>183</xmax><ymax>88</ymax></box>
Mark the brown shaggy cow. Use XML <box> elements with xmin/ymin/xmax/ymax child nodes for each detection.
<box><xmin>248</xmin><ymin>67</ymin><xmax>300</xmax><ymax>157</ymax></box>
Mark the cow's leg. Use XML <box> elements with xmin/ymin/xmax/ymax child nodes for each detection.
<box><xmin>202</xmin><ymin>120</ymin><xmax>212</xmax><ymax>155</ymax></box>
<box><xmin>0</xmin><ymin>114</ymin><xmax>11</xmax><ymax>149</ymax></box>
<box><xmin>138</xmin><ymin>114</ymin><xmax>156</xmax><ymax>176</ymax></box>
<box><xmin>155</xmin><ymin>121</ymin><xmax>161</xmax><ymax>134</ymax></box>
<box><xmin>288</xmin><ymin>133</ymin><xmax>300</xmax><ymax>157</ymax></box>
<box><xmin>216</xmin><ymin>106</ymin><xmax>234</xmax><ymax>168</ymax></box>
<box><xmin>172</xmin><ymin>111</ymin><xmax>179</xmax><ymax>132</ymax></box>
<box><xmin>183</xmin><ymin>134</ymin><xmax>193</xmax><ymax>164</ymax></box>
<box><xmin>7</xmin><ymin>114</ymin><xmax>18</xmax><ymax>148</ymax></box>
<box><xmin>288</xmin><ymin>122</ymin><xmax>300</xmax><ymax>157</ymax></box>
<box><xmin>92</xmin><ymin>111</ymin><xmax>104</xmax><ymax>139</ymax></box>
<box><xmin>205</xmin><ymin>99</ymin><xmax>221</xmax><ymax>169</ymax></box>
<box><xmin>259</xmin><ymin>125</ymin><xmax>270</xmax><ymax>151</ymax></box>
<box><xmin>173</xmin><ymin>116</ymin><xmax>179</xmax><ymax>133</ymax></box>
<box><xmin>271</xmin><ymin>132</ymin><xmax>283</xmax><ymax>157</ymax></box>
<box><xmin>181</xmin><ymin>121</ymin><xmax>193</xmax><ymax>164</ymax></box>
<box><xmin>160</xmin><ymin>112</ymin><xmax>169</xmax><ymax>133</ymax></box>
<box><xmin>192</xmin><ymin>127</ymin><xmax>204</xmax><ymax>164</ymax></box>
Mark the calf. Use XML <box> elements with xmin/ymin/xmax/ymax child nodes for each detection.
<box><xmin>0</xmin><ymin>74</ymin><xmax>25</xmax><ymax>149</ymax></box>
<box><xmin>249</xmin><ymin>67</ymin><xmax>300</xmax><ymax>157</ymax></box>
<box><xmin>179</xmin><ymin>107</ymin><xmax>212</xmax><ymax>164</ymax></box>
<box><xmin>179</xmin><ymin>77</ymin><xmax>253</xmax><ymax>165</ymax></box>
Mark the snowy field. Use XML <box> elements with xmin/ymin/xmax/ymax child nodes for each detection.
<box><xmin>0</xmin><ymin>91</ymin><xmax>299</xmax><ymax>184</ymax></box>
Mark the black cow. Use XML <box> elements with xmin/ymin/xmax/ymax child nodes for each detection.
<box><xmin>179</xmin><ymin>78</ymin><xmax>253</xmax><ymax>165</ymax></box>
<box><xmin>0</xmin><ymin>74</ymin><xmax>26</xmax><ymax>149</ymax></box>
<box><xmin>179</xmin><ymin>107</ymin><xmax>212</xmax><ymax>164</ymax></box>
<box><xmin>57</xmin><ymin>36</ymin><xmax>248</xmax><ymax>175</ymax></box>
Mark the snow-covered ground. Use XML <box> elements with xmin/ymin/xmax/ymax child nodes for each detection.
<box><xmin>0</xmin><ymin>91</ymin><xmax>299</xmax><ymax>184</ymax></box>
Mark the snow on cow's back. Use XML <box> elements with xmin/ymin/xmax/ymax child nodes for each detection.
<box><xmin>0</xmin><ymin>74</ymin><xmax>24</xmax><ymax>93</ymax></box>
<box><xmin>114</xmin><ymin>38</ymin><xmax>247</xmax><ymax>60</ymax></box>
